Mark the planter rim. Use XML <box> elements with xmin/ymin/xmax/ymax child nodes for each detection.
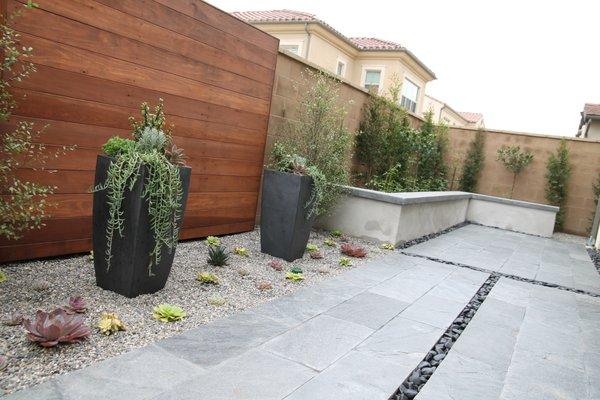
<box><xmin>97</xmin><ymin>154</ymin><xmax>191</xmax><ymax>172</ymax></box>
<box><xmin>263</xmin><ymin>168</ymin><xmax>313</xmax><ymax>180</ymax></box>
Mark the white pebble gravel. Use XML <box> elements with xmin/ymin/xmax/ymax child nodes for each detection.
<box><xmin>0</xmin><ymin>228</ymin><xmax>386</xmax><ymax>395</ymax></box>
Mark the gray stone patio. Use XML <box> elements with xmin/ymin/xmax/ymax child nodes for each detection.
<box><xmin>6</xmin><ymin>224</ymin><xmax>600</xmax><ymax>400</ymax></box>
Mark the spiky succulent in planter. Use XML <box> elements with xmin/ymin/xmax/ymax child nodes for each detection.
<box><xmin>23</xmin><ymin>309</ymin><xmax>91</xmax><ymax>347</ymax></box>
<box><xmin>95</xmin><ymin>100</ymin><xmax>187</xmax><ymax>275</ymax></box>
<box><xmin>97</xmin><ymin>312</ymin><xmax>126</xmax><ymax>335</ymax></box>
<box><xmin>207</xmin><ymin>245</ymin><xmax>229</xmax><ymax>266</ymax></box>
<box><xmin>205</xmin><ymin>236</ymin><xmax>220</xmax><ymax>247</ymax></box>
<box><xmin>153</xmin><ymin>304</ymin><xmax>186</xmax><ymax>322</ymax></box>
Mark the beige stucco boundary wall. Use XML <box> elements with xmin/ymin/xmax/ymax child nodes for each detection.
<box><xmin>266</xmin><ymin>50</ymin><xmax>599</xmax><ymax>236</ymax></box>
<box><xmin>317</xmin><ymin>188</ymin><xmax>558</xmax><ymax>244</ymax></box>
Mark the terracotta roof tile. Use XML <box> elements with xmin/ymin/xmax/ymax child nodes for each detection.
<box><xmin>584</xmin><ymin>103</ymin><xmax>600</xmax><ymax>116</ymax></box>
<box><xmin>458</xmin><ymin>112</ymin><xmax>484</xmax><ymax>123</ymax></box>
<box><xmin>349</xmin><ymin>37</ymin><xmax>404</xmax><ymax>51</ymax></box>
<box><xmin>231</xmin><ymin>10</ymin><xmax>317</xmax><ymax>23</ymax></box>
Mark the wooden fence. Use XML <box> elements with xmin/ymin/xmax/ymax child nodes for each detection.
<box><xmin>0</xmin><ymin>0</ymin><xmax>278</xmax><ymax>262</ymax></box>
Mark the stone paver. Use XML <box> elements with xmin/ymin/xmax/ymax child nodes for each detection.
<box><xmin>406</xmin><ymin>224</ymin><xmax>600</xmax><ymax>294</ymax></box>
<box><xmin>416</xmin><ymin>278</ymin><xmax>600</xmax><ymax>400</ymax></box>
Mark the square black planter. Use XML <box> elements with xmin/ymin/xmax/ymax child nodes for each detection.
<box><xmin>92</xmin><ymin>155</ymin><xmax>191</xmax><ymax>298</ymax></box>
<box><xmin>260</xmin><ymin>169</ymin><xmax>316</xmax><ymax>262</ymax></box>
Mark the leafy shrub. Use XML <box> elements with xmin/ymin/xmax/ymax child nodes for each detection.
<box><xmin>380</xmin><ymin>243</ymin><xmax>395</xmax><ymax>250</ymax></box>
<box><xmin>306</xmin><ymin>243</ymin><xmax>319</xmax><ymax>252</ymax></box>
<box><xmin>268</xmin><ymin>69</ymin><xmax>353</xmax><ymax>217</ymax></box>
<box><xmin>323</xmin><ymin>238</ymin><xmax>336</xmax><ymax>247</ymax></box>
<box><xmin>153</xmin><ymin>304</ymin><xmax>186</xmax><ymax>322</ymax></box>
<box><xmin>339</xmin><ymin>257</ymin><xmax>351</xmax><ymax>267</ymax></box>
<box><xmin>197</xmin><ymin>272</ymin><xmax>219</xmax><ymax>284</ymax></box>
<box><xmin>268</xmin><ymin>259</ymin><xmax>283</xmax><ymax>271</ymax></box>
<box><xmin>340</xmin><ymin>243</ymin><xmax>367</xmax><ymax>258</ymax></box>
<box><xmin>545</xmin><ymin>140</ymin><xmax>571</xmax><ymax>230</ymax></box>
<box><xmin>64</xmin><ymin>296</ymin><xmax>86</xmax><ymax>314</ymax></box>
<box><xmin>0</xmin><ymin>5</ymin><xmax>75</xmax><ymax>240</ymax></box>
<box><xmin>286</xmin><ymin>272</ymin><xmax>304</xmax><ymax>281</ymax></box>
<box><xmin>207</xmin><ymin>245</ymin><xmax>229</xmax><ymax>266</ymax></box>
<box><xmin>234</xmin><ymin>247</ymin><xmax>249</xmax><ymax>257</ymax></box>
<box><xmin>95</xmin><ymin>100</ymin><xmax>184</xmax><ymax>275</ymax></box>
<box><xmin>0</xmin><ymin>270</ymin><xmax>6</xmax><ymax>283</ymax></box>
<box><xmin>97</xmin><ymin>312</ymin><xmax>126</xmax><ymax>336</ymax></box>
<box><xmin>205</xmin><ymin>236</ymin><xmax>220</xmax><ymax>246</ymax></box>
<box><xmin>496</xmin><ymin>145</ymin><xmax>534</xmax><ymax>198</ymax></box>
<box><xmin>459</xmin><ymin>129</ymin><xmax>486</xmax><ymax>192</ymax></box>
<box><xmin>290</xmin><ymin>266</ymin><xmax>303</xmax><ymax>274</ymax></box>
<box><xmin>330</xmin><ymin>229</ymin><xmax>343</xmax><ymax>238</ymax></box>
<box><xmin>23</xmin><ymin>309</ymin><xmax>91</xmax><ymax>347</ymax></box>
<box><xmin>102</xmin><ymin>137</ymin><xmax>136</xmax><ymax>157</ymax></box>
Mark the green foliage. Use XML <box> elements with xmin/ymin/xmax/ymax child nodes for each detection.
<box><xmin>0</xmin><ymin>8</ymin><xmax>74</xmax><ymax>240</ymax></box>
<box><xmin>285</xmin><ymin>272</ymin><xmax>304</xmax><ymax>281</ymax></box>
<box><xmin>380</xmin><ymin>243</ymin><xmax>395</xmax><ymax>250</ymax></box>
<box><xmin>153</xmin><ymin>304</ymin><xmax>186</xmax><ymax>322</ymax></box>
<box><xmin>323</xmin><ymin>238</ymin><xmax>336</xmax><ymax>247</ymax></box>
<box><xmin>234</xmin><ymin>247</ymin><xmax>249</xmax><ymax>257</ymax></box>
<box><xmin>459</xmin><ymin>130</ymin><xmax>486</xmax><ymax>192</ymax></box>
<box><xmin>102</xmin><ymin>137</ymin><xmax>136</xmax><ymax>157</ymax></box>
<box><xmin>356</xmin><ymin>99</ymin><xmax>449</xmax><ymax>192</ymax></box>
<box><xmin>306</xmin><ymin>243</ymin><xmax>319</xmax><ymax>252</ymax></box>
<box><xmin>496</xmin><ymin>145</ymin><xmax>534</xmax><ymax>198</ymax></box>
<box><xmin>196</xmin><ymin>272</ymin><xmax>219</xmax><ymax>285</ymax></box>
<box><xmin>207</xmin><ymin>245</ymin><xmax>229</xmax><ymax>266</ymax></box>
<box><xmin>338</xmin><ymin>257</ymin><xmax>351</xmax><ymax>267</ymax></box>
<box><xmin>545</xmin><ymin>140</ymin><xmax>571</xmax><ymax>230</ymax></box>
<box><xmin>130</xmin><ymin>99</ymin><xmax>171</xmax><ymax>141</ymax></box>
<box><xmin>330</xmin><ymin>229</ymin><xmax>343</xmax><ymax>238</ymax></box>
<box><xmin>205</xmin><ymin>236</ymin><xmax>220</xmax><ymax>246</ymax></box>
<box><xmin>0</xmin><ymin>270</ymin><xmax>6</xmax><ymax>283</ymax></box>
<box><xmin>290</xmin><ymin>266</ymin><xmax>303</xmax><ymax>274</ymax></box>
<box><xmin>269</xmin><ymin>69</ymin><xmax>353</xmax><ymax>217</ymax></box>
<box><xmin>95</xmin><ymin>101</ymin><xmax>184</xmax><ymax>275</ymax></box>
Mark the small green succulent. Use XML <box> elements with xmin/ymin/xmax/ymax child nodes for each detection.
<box><xmin>380</xmin><ymin>243</ymin><xmax>395</xmax><ymax>250</ymax></box>
<box><xmin>137</xmin><ymin>127</ymin><xmax>167</xmax><ymax>153</ymax></box>
<box><xmin>197</xmin><ymin>272</ymin><xmax>219</xmax><ymax>284</ymax></box>
<box><xmin>205</xmin><ymin>236</ymin><xmax>220</xmax><ymax>246</ymax></box>
<box><xmin>286</xmin><ymin>272</ymin><xmax>305</xmax><ymax>281</ymax></box>
<box><xmin>102</xmin><ymin>136</ymin><xmax>137</xmax><ymax>157</ymax></box>
<box><xmin>234</xmin><ymin>247</ymin><xmax>249</xmax><ymax>257</ymax></box>
<box><xmin>0</xmin><ymin>270</ymin><xmax>7</xmax><ymax>283</ymax></box>
<box><xmin>208</xmin><ymin>295</ymin><xmax>226</xmax><ymax>306</ymax></box>
<box><xmin>207</xmin><ymin>245</ymin><xmax>229</xmax><ymax>266</ymax></box>
<box><xmin>97</xmin><ymin>312</ymin><xmax>126</xmax><ymax>335</ymax></box>
<box><xmin>323</xmin><ymin>239</ymin><xmax>336</xmax><ymax>247</ymax></box>
<box><xmin>153</xmin><ymin>304</ymin><xmax>186</xmax><ymax>322</ymax></box>
<box><xmin>88</xmin><ymin>251</ymin><xmax>94</xmax><ymax>261</ymax></box>
<box><xmin>290</xmin><ymin>266</ymin><xmax>303</xmax><ymax>274</ymax></box>
<box><xmin>306</xmin><ymin>243</ymin><xmax>319</xmax><ymax>252</ymax></box>
<box><xmin>330</xmin><ymin>229</ymin><xmax>343</xmax><ymax>238</ymax></box>
<box><xmin>339</xmin><ymin>257</ymin><xmax>351</xmax><ymax>267</ymax></box>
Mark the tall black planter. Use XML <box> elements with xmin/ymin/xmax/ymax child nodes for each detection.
<box><xmin>92</xmin><ymin>155</ymin><xmax>191</xmax><ymax>298</ymax></box>
<box><xmin>260</xmin><ymin>169</ymin><xmax>316</xmax><ymax>262</ymax></box>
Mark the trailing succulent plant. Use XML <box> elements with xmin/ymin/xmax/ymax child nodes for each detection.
<box><xmin>234</xmin><ymin>247</ymin><xmax>249</xmax><ymax>257</ymax></box>
<box><xmin>197</xmin><ymin>272</ymin><xmax>219</xmax><ymax>285</ymax></box>
<box><xmin>340</xmin><ymin>243</ymin><xmax>368</xmax><ymax>258</ymax></box>
<box><xmin>207</xmin><ymin>245</ymin><xmax>229</xmax><ymax>266</ymax></box>
<box><xmin>286</xmin><ymin>272</ymin><xmax>304</xmax><ymax>282</ymax></box>
<box><xmin>2</xmin><ymin>313</ymin><xmax>23</xmax><ymax>326</ymax></box>
<box><xmin>380</xmin><ymin>243</ymin><xmax>395</xmax><ymax>250</ymax></box>
<box><xmin>330</xmin><ymin>229</ymin><xmax>343</xmax><ymax>238</ymax></box>
<box><xmin>323</xmin><ymin>239</ymin><xmax>336</xmax><ymax>247</ymax></box>
<box><xmin>153</xmin><ymin>304</ymin><xmax>186</xmax><ymax>322</ymax></box>
<box><xmin>95</xmin><ymin>100</ymin><xmax>186</xmax><ymax>276</ymax></box>
<box><xmin>23</xmin><ymin>309</ymin><xmax>91</xmax><ymax>347</ymax></box>
<box><xmin>0</xmin><ymin>270</ymin><xmax>6</xmax><ymax>283</ymax></box>
<box><xmin>97</xmin><ymin>312</ymin><xmax>126</xmax><ymax>336</ymax></box>
<box><xmin>339</xmin><ymin>257</ymin><xmax>351</xmax><ymax>267</ymax></box>
<box><xmin>64</xmin><ymin>296</ymin><xmax>86</xmax><ymax>314</ymax></box>
<box><xmin>208</xmin><ymin>295</ymin><xmax>226</xmax><ymax>306</ymax></box>
<box><xmin>268</xmin><ymin>259</ymin><xmax>283</xmax><ymax>271</ymax></box>
<box><xmin>205</xmin><ymin>236</ymin><xmax>220</xmax><ymax>247</ymax></box>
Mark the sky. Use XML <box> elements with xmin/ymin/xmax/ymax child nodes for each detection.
<box><xmin>211</xmin><ymin>0</ymin><xmax>600</xmax><ymax>136</ymax></box>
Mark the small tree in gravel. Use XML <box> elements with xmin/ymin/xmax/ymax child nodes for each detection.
<box><xmin>496</xmin><ymin>145</ymin><xmax>534</xmax><ymax>198</ymax></box>
<box><xmin>459</xmin><ymin>129</ymin><xmax>486</xmax><ymax>192</ymax></box>
<box><xmin>545</xmin><ymin>139</ymin><xmax>571</xmax><ymax>230</ymax></box>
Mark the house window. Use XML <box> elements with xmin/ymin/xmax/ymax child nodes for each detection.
<box><xmin>280</xmin><ymin>44</ymin><xmax>300</xmax><ymax>55</ymax></box>
<box><xmin>400</xmin><ymin>78</ymin><xmax>419</xmax><ymax>112</ymax></box>
<box><xmin>364</xmin><ymin>69</ymin><xmax>382</xmax><ymax>93</ymax></box>
<box><xmin>336</xmin><ymin>60</ymin><xmax>346</xmax><ymax>77</ymax></box>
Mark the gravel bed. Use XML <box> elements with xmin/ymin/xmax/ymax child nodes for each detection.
<box><xmin>0</xmin><ymin>228</ymin><xmax>385</xmax><ymax>395</ymax></box>
<box><xmin>589</xmin><ymin>247</ymin><xmax>600</xmax><ymax>274</ymax></box>
<box><xmin>390</xmin><ymin>274</ymin><xmax>500</xmax><ymax>400</ymax></box>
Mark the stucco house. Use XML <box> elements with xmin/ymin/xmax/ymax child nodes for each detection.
<box><xmin>231</xmin><ymin>10</ymin><xmax>436</xmax><ymax>115</ymax></box>
<box><xmin>422</xmin><ymin>95</ymin><xmax>485</xmax><ymax>129</ymax></box>
<box><xmin>577</xmin><ymin>103</ymin><xmax>600</xmax><ymax>140</ymax></box>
